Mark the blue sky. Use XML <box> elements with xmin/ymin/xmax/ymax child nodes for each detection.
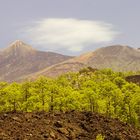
<box><xmin>0</xmin><ymin>0</ymin><xmax>140</xmax><ymax>55</ymax></box>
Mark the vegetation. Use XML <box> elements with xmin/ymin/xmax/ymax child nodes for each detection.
<box><xmin>96</xmin><ymin>134</ymin><xmax>105</xmax><ymax>140</ymax></box>
<box><xmin>0</xmin><ymin>68</ymin><xmax>140</xmax><ymax>127</ymax></box>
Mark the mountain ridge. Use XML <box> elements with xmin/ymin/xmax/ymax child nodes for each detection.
<box><xmin>27</xmin><ymin>45</ymin><xmax>140</xmax><ymax>80</ymax></box>
<box><xmin>0</xmin><ymin>42</ymin><xmax>140</xmax><ymax>82</ymax></box>
<box><xmin>0</xmin><ymin>40</ymin><xmax>73</xmax><ymax>82</ymax></box>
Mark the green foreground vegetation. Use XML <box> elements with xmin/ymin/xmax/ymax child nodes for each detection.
<box><xmin>0</xmin><ymin>68</ymin><xmax>140</xmax><ymax>127</ymax></box>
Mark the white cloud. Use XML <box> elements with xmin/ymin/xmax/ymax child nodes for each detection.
<box><xmin>22</xmin><ymin>18</ymin><xmax>119</xmax><ymax>52</ymax></box>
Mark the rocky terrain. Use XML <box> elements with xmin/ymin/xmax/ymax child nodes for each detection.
<box><xmin>0</xmin><ymin>111</ymin><xmax>140</xmax><ymax>140</ymax></box>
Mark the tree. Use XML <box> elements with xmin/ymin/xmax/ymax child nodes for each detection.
<box><xmin>100</xmin><ymin>81</ymin><xmax>122</xmax><ymax>117</ymax></box>
<box><xmin>21</xmin><ymin>81</ymin><xmax>32</xmax><ymax>111</ymax></box>
<box><xmin>121</xmin><ymin>83</ymin><xmax>140</xmax><ymax>125</ymax></box>
<box><xmin>30</xmin><ymin>76</ymin><xmax>52</xmax><ymax>111</ymax></box>
<box><xmin>81</xmin><ymin>80</ymin><xmax>100</xmax><ymax>112</ymax></box>
<box><xmin>4</xmin><ymin>83</ymin><xmax>21</xmax><ymax>112</ymax></box>
<box><xmin>0</xmin><ymin>82</ymin><xmax>8</xmax><ymax>111</ymax></box>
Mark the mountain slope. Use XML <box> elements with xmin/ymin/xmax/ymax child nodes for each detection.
<box><xmin>0</xmin><ymin>40</ymin><xmax>72</xmax><ymax>82</ymax></box>
<box><xmin>30</xmin><ymin>45</ymin><xmax>140</xmax><ymax>78</ymax></box>
<box><xmin>82</xmin><ymin>45</ymin><xmax>140</xmax><ymax>71</ymax></box>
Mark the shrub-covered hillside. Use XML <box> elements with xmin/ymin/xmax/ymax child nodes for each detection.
<box><xmin>0</xmin><ymin>68</ymin><xmax>140</xmax><ymax>128</ymax></box>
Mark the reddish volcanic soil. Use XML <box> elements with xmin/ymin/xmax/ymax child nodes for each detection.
<box><xmin>0</xmin><ymin>111</ymin><xmax>140</xmax><ymax>140</ymax></box>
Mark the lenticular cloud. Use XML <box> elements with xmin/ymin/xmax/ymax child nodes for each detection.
<box><xmin>23</xmin><ymin>18</ymin><xmax>119</xmax><ymax>52</ymax></box>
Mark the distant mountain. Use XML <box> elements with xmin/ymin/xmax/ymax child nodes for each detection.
<box><xmin>0</xmin><ymin>40</ymin><xmax>72</xmax><ymax>82</ymax></box>
<box><xmin>73</xmin><ymin>45</ymin><xmax>140</xmax><ymax>71</ymax></box>
<box><xmin>1</xmin><ymin>42</ymin><xmax>140</xmax><ymax>82</ymax></box>
<box><xmin>29</xmin><ymin>45</ymin><xmax>140</xmax><ymax>78</ymax></box>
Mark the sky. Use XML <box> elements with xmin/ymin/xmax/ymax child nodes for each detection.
<box><xmin>0</xmin><ymin>0</ymin><xmax>140</xmax><ymax>55</ymax></box>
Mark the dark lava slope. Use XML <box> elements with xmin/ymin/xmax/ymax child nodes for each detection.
<box><xmin>0</xmin><ymin>111</ymin><xmax>140</xmax><ymax>140</ymax></box>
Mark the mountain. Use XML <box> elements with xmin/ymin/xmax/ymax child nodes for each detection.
<box><xmin>73</xmin><ymin>45</ymin><xmax>140</xmax><ymax>71</ymax></box>
<box><xmin>29</xmin><ymin>45</ymin><xmax>140</xmax><ymax>78</ymax></box>
<box><xmin>1</xmin><ymin>42</ymin><xmax>140</xmax><ymax>81</ymax></box>
<box><xmin>0</xmin><ymin>40</ymin><xmax>72</xmax><ymax>82</ymax></box>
